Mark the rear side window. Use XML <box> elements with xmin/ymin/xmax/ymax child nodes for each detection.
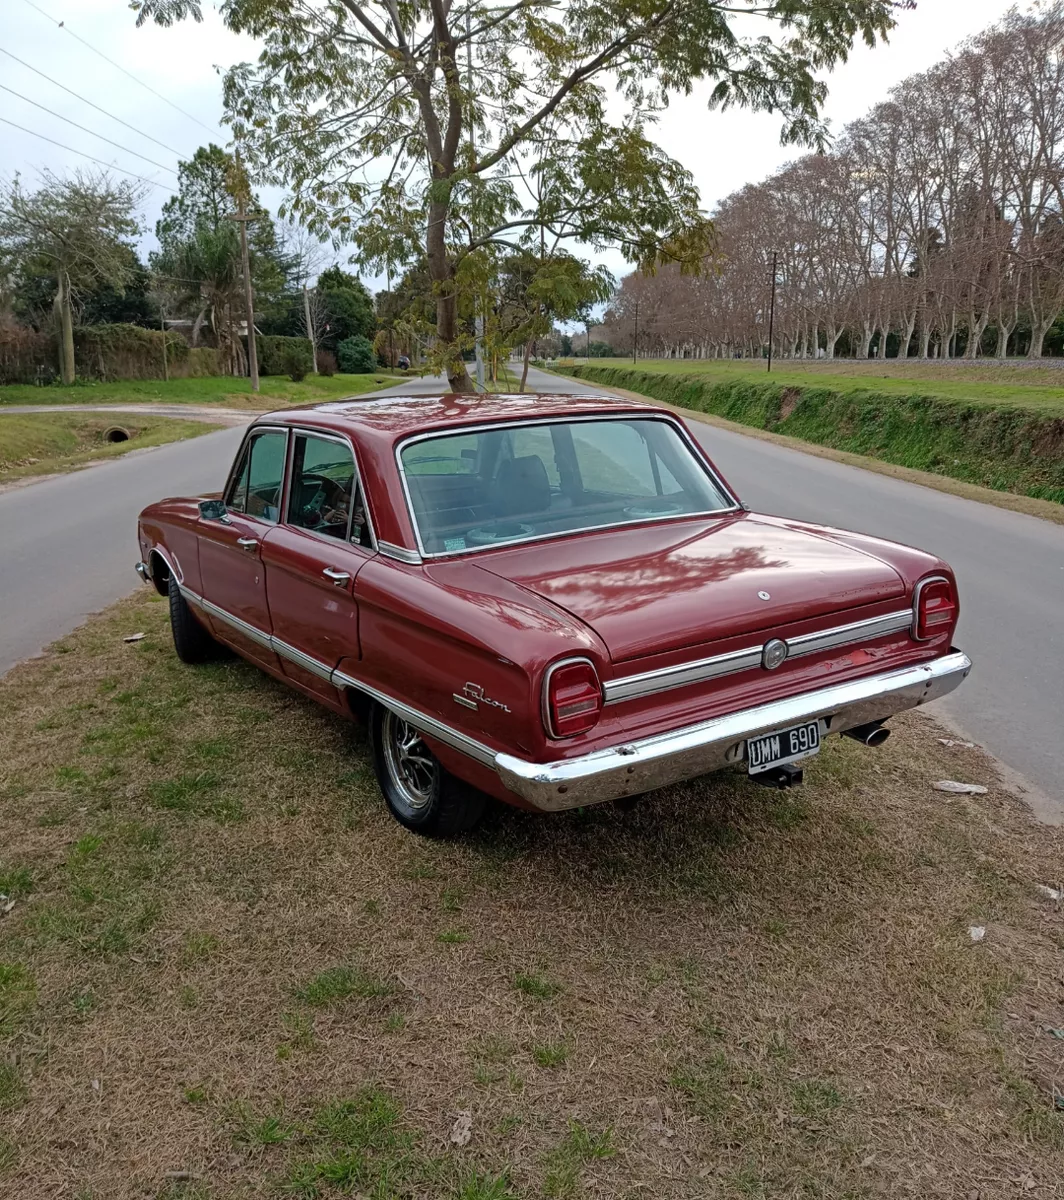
<box><xmin>286</xmin><ymin>432</ymin><xmax>371</xmax><ymax>546</ymax></box>
<box><xmin>226</xmin><ymin>430</ymin><xmax>287</xmax><ymax>522</ymax></box>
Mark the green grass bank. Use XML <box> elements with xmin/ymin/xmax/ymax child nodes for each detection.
<box><xmin>557</xmin><ymin>362</ymin><xmax>1064</xmax><ymax>504</ymax></box>
<box><xmin>0</xmin><ymin>372</ymin><xmax>405</xmax><ymax>410</ymax></box>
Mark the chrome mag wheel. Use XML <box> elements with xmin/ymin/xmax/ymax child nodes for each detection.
<box><xmin>381</xmin><ymin>709</ymin><xmax>439</xmax><ymax>814</ymax></box>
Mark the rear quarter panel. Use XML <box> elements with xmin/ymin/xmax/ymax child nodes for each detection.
<box><xmin>348</xmin><ymin>556</ymin><xmax>606</xmax><ymax>763</ymax></box>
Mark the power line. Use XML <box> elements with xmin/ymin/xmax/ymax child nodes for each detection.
<box><xmin>0</xmin><ymin>83</ymin><xmax>180</xmax><ymax>179</ymax></box>
<box><xmin>0</xmin><ymin>117</ymin><xmax>168</xmax><ymax>190</ymax></box>
<box><xmin>19</xmin><ymin>0</ymin><xmax>220</xmax><ymax>137</ymax></box>
<box><xmin>0</xmin><ymin>46</ymin><xmax>186</xmax><ymax>159</ymax></box>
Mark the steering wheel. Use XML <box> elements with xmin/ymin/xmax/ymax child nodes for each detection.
<box><xmin>300</xmin><ymin>473</ymin><xmax>347</xmax><ymax>528</ymax></box>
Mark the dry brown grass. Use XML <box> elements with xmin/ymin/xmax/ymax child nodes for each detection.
<box><xmin>1</xmin><ymin>591</ymin><xmax>1062</xmax><ymax>1199</ymax></box>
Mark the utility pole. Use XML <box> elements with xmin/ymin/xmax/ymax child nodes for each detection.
<box><xmin>467</xmin><ymin>11</ymin><xmax>485</xmax><ymax>391</ymax></box>
<box><xmin>302</xmin><ymin>285</ymin><xmax>318</xmax><ymax>374</ymax></box>
<box><xmin>632</xmin><ymin>299</ymin><xmax>639</xmax><ymax>365</ymax></box>
<box><xmin>767</xmin><ymin>250</ymin><xmax>778</xmax><ymax>374</ymax></box>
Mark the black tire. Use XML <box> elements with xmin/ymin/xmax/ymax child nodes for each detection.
<box><xmin>369</xmin><ymin>704</ymin><xmax>486</xmax><ymax>836</ymax></box>
<box><xmin>168</xmin><ymin>573</ymin><xmax>217</xmax><ymax>664</ymax></box>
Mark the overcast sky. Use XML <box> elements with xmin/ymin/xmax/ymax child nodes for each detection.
<box><xmin>0</xmin><ymin>0</ymin><xmax>1018</xmax><ymax>289</ymax></box>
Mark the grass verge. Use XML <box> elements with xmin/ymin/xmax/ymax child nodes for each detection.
<box><xmin>557</xmin><ymin>361</ymin><xmax>1064</xmax><ymax>504</ymax></box>
<box><xmin>0</xmin><ymin>412</ymin><xmax>222</xmax><ymax>485</ymax></box>
<box><xmin>0</xmin><ymin>590</ymin><xmax>1062</xmax><ymax>1197</ymax></box>
<box><xmin>0</xmin><ymin>372</ymin><xmax>408</xmax><ymax>411</ymax></box>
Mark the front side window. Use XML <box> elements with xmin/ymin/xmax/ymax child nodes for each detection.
<box><xmin>226</xmin><ymin>430</ymin><xmax>286</xmax><ymax>522</ymax></box>
<box><xmin>287</xmin><ymin>433</ymin><xmax>371</xmax><ymax>545</ymax></box>
<box><xmin>399</xmin><ymin>417</ymin><xmax>731</xmax><ymax>555</ymax></box>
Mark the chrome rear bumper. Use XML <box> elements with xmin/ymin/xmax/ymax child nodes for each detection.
<box><xmin>496</xmin><ymin>651</ymin><xmax>971</xmax><ymax>812</ymax></box>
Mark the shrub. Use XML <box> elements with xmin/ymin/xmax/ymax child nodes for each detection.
<box><xmin>317</xmin><ymin>350</ymin><xmax>337</xmax><ymax>377</ymax></box>
<box><xmin>280</xmin><ymin>342</ymin><xmax>313</xmax><ymax>382</ymax></box>
<box><xmin>255</xmin><ymin>335</ymin><xmax>315</xmax><ymax>377</ymax></box>
<box><xmin>337</xmin><ymin>335</ymin><xmax>376</xmax><ymax>374</ymax></box>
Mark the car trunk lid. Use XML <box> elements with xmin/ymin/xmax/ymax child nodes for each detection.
<box><xmin>473</xmin><ymin>513</ymin><xmax>907</xmax><ymax>662</ymax></box>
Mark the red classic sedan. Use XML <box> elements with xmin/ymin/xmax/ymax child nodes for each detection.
<box><xmin>135</xmin><ymin>393</ymin><xmax>971</xmax><ymax>835</ymax></box>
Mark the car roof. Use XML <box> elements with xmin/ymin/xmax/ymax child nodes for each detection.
<box><xmin>257</xmin><ymin>391</ymin><xmax>666</xmax><ymax>449</ymax></box>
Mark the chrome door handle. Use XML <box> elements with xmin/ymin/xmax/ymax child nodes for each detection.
<box><xmin>322</xmin><ymin>567</ymin><xmax>351</xmax><ymax>586</ymax></box>
<box><xmin>237</xmin><ymin>536</ymin><xmax>258</xmax><ymax>551</ymax></box>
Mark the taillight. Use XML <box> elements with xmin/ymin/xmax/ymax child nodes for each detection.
<box><xmin>913</xmin><ymin>576</ymin><xmax>958</xmax><ymax>641</ymax></box>
<box><xmin>545</xmin><ymin>659</ymin><xmax>603</xmax><ymax>738</ymax></box>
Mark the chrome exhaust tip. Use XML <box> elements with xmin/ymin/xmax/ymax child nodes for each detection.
<box><xmin>842</xmin><ymin>722</ymin><xmax>891</xmax><ymax>748</ymax></box>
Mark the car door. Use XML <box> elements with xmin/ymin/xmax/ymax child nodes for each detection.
<box><xmin>197</xmin><ymin>426</ymin><xmax>288</xmax><ymax>670</ymax></box>
<box><xmin>259</xmin><ymin>428</ymin><xmax>376</xmax><ymax>702</ymax></box>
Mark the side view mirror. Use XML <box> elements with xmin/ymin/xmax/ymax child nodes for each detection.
<box><xmin>198</xmin><ymin>499</ymin><xmax>231</xmax><ymax>523</ymax></box>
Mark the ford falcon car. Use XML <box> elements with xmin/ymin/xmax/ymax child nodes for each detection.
<box><xmin>135</xmin><ymin>392</ymin><xmax>971</xmax><ymax>835</ymax></box>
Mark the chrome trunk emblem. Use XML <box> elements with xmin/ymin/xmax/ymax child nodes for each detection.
<box><xmin>762</xmin><ymin>638</ymin><xmax>788</xmax><ymax>671</ymax></box>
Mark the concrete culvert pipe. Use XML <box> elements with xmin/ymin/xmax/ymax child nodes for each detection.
<box><xmin>103</xmin><ymin>427</ymin><xmax>131</xmax><ymax>444</ymax></box>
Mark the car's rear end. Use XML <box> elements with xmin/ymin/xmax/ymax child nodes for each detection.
<box><xmin>474</xmin><ymin>513</ymin><xmax>967</xmax><ymax>809</ymax></box>
<box><xmin>391</xmin><ymin>401</ymin><xmax>970</xmax><ymax>812</ymax></box>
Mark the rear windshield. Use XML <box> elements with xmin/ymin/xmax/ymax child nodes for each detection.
<box><xmin>398</xmin><ymin>417</ymin><xmax>733</xmax><ymax>556</ymax></box>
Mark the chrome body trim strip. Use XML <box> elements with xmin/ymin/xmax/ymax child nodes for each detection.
<box><xmin>378</xmin><ymin>540</ymin><xmax>423</xmax><ymax>565</ymax></box>
<box><xmin>394</xmin><ymin>413</ymin><xmax>742</xmax><ymax>561</ymax></box>
<box><xmin>603</xmin><ymin>609</ymin><xmax>914</xmax><ymax>704</ymax></box>
<box><xmin>498</xmin><ymin>651</ymin><xmax>972</xmax><ymax>812</ymax></box>
<box><xmin>785</xmin><ymin>610</ymin><xmax>913</xmax><ymax>658</ymax></box>
<box><xmin>272</xmin><ymin>637</ymin><xmax>335</xmax><ymax>681</ymax></box>
<box><xmin>180</xmin><ymin>585</ymin><xmax>274</xmax><ymax>653</ymax></box>
<box><xmin>604</xmin><ymin>645</ymin><xmax>763</xmax><ymax>704</ymax></box>
<box><xmin>332</xmin><ymin>669</ymin><xmax>498</xmax><ymax>767</ymax></box>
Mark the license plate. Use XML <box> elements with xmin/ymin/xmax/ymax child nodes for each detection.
<box><xmin>746</xmin><ymin>721</ymin><xmax>821</xmax><ymax>774</ymax></box>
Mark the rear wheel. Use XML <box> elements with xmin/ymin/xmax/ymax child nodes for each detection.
<box><xmin>369</xmin><ymin>704</ymin><xmax>486</xmax><ymax>836</ymax></box>
<box><xmin>168</xmin><ymin>574</ymin><xmax>217</xmax><ymax>664</ymax></box>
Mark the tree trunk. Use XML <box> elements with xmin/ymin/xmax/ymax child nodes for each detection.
<box><xmin>1028</xmin><ymin>321</ymin><xmax>1052</xmax><ymax>358</ymax></box>
<box><xmin>303</xmin><ymin>286</ymin><xmax>318</xmax><ymax>374</ymax></box>
<box><xmin>899</xmin><ymin>314</ymin><xmax>916</xmax><ymax>359</ymax></box>
<box><xmin>519</xmin><ymin>337</ymin><xmax>533</xmax><ymax>392</ymax></box>
<box><xmin>857</xmin><ymin>321</ymin><xmax>872</xmax><ymax>360</ymax></box>
<box><xmin>995</xmin><ymin>320</ymin><xmax>1016</xmax><ymax>359</ymax></box>
<box><xmin>425</xmin><ymin>183</ymin><xmax>473</xmax><ymax>393</ymax></box>
<box><xmin>918</xmin><ymin>322</ymin><xmax>932</xmax><ymax>359</ymax></box>
<box><xmin>55</xmin><ymin>269</ymin><xmax>75</xmax><ymax>385</ymax></box>
<box><xmin>191</xmin><ymin>305</ymin><xmax>208</xmax><ymax>347</ymax></box>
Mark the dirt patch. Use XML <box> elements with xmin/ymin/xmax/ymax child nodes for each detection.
<box><xmin>1</xmin><ymin>591</ymin><xmax>1062</xmax><ymax>1198</ymax></box>
<box><xmin>777</xmin><ymin>386</ymin><xmax>802</xmax><ymax>422</ymax></box>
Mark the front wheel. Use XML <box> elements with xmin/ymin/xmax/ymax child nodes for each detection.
<box><xmin>168</xmin><ymin>574</ymin><xmax>217</xmax><ymax>664</ymax></box>
<box><xmin>369</xmin><ymin>705</ymin><xmax>486</xmax><ymax>836</ymax></box>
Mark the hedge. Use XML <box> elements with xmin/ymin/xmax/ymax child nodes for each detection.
<box><xmin>557</xmin><ymin>363</ymin><xmax>1064</xmax><ymax>505</ymax></box>
<box><xmin>0</xmin><ymin>323</ymin><xmax>223</xmax><ymax>384</ymax></box>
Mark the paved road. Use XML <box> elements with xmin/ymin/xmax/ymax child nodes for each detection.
<box><xmin>520</xmin><ymin>365</ymin><xmax>1064</xmax><ymax>822</ymax></box>
<box><xmin>2</xmin><ymin>370</ymin><xmax>1061</xmax><ymax>821</ymax></box>
<box><xmin>0</xmin><ymin>425</ymin><xmax>248</xmax><ymax>677</ymax></box>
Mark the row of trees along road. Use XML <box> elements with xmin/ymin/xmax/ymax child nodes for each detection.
<box><xmin>0</xmin><ymin>146</ymin><xmax>377</xmax><ymax>384</ymax></box>
<box><xmin>134</xmin><ymin>0</ymin><xmax>912</xmax><ymax>391</ymax></box>
<box><xmin>603</xmin><ymin>3</ymin><xmax>1064</xmax><ymax>362</ymax></box>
